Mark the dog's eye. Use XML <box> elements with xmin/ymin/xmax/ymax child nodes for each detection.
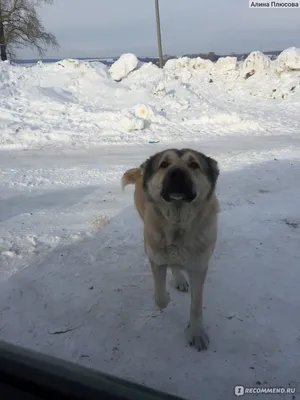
<box><xmin>160</xmin><ymin>161</ymin><xmax>169</xmax><ymax>169</ymax></box>
<box><xmin>189</xmin><ymin>161</ymin><xmax>200</xmax><ymax>169</ymax></box>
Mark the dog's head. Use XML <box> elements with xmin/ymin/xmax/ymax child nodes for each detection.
<box><xmin>140</xmin><ymin>148</ymin><xmax>219</xmax><ymax>204</ymax></box>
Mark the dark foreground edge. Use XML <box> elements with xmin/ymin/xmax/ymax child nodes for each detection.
<box><xmin>0</xmin><ymin>340</ymin><xmax>187</xmax><ymax>400</ymax></box>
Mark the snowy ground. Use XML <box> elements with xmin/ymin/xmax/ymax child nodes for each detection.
<box><xmin>0</xmin><ymin>49</ymin><xmax>300</xmax><ymax>399</ymax></box>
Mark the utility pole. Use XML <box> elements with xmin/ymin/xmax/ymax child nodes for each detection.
<box><xmin>155</xmin><ymin>0</ymin><xmax>163</xmax><ymax>68</ymax></box>
<box><xmin>0</xmin><ymin>2</ymin><xmax>8</xmax><ymax>61</ymax></box>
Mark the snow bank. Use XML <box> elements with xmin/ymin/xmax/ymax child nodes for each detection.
<box><xmin>0</xmin><ymin>60</ymin><xmax>23</xmax><ymax>97</ymax></box>
<box><xmin>190</xmin><ymin>57</ymin><xmax>214</xmax><ymax>70</ymax></box>
<box><xmin>274</xmin><ymin>47</ymin><xmax>300</xmax><ymax>73</ymax></box>
<box><xmin>163</xmin><ymin>48</ymin><xmax>298</xmax><ymax>79</ymax></box>
<box><xmin>54</xmin><ymin>58</ymin><xmax>109</xmax><ymax>78</ymax></box>
<box><xmin>215</xmin><ymin>56</ymin><xmax>237</xmax><ymax>71</ymax></box>
<box><xmin>241</xmin><ymin>51</ymin><xmax>271</xmax><ymax>77</ymax></box>
<box><xmin>164</xmin><ymin>56</ymin><xmax>213</xmax><ymax>71</ymax></box>
<box><xmin>109</xmin><ymin>53</ymin><xmax>139</xmax><ymax>81</ymax></box>
<box><xmin>114</xmin><ymin>110</ymin><xmax>145</xmax><ymax>132</ymax></box>
<box><xmin>1</xmin><ymin>46</ymin><xmax>300</xmax><ymax>150</ymax></box>
<box><xmin>164</xmin><ymin>56</ymin><xmax>189</xmax><ymax>71</ymax></box>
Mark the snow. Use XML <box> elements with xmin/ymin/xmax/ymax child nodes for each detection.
<box><xmin>165</xmin><ymin>56</ymin><xmax>214</xmax><ymax>71</ymax></box>
<box><xmin>242</xmin><ymin>51</ymin><xmax>271</xmax><ymax>77</ymax></box>
<box><xmin>1</xmin><ymin>48</ymin><xmax>300</xmax><ymax>149</ymax></box>
<box><xmin>274</xmin><ymin>46</ymin><xmax>300</xmax><ymax>73</ymax></box>
<box><xmin>215</xmin><ymin>56</ymin><xmax>237</xmax><ymax>71</ymax></box>
<box><xmin>109</xmin><ymin>53</ymin><xmax>139</xmax><ymax>81</ymax></box>
<box><xmin>0</xmin><ymin>48</ymin><xmax>300</xmax><ymax>399</ymax></box>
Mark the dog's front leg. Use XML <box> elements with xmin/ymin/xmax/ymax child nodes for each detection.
<box><xmin>171</xmin><ymin>267</ymin><xmax>189</xmax><ymax>292</ymax></box>
<box><xmin>150</xmin><ymin>261</ymin><xmax>170</xmax><ymax>309</ymax></box>
<box><xmin>185</xmin><ymin>268</ymin><xmax>209</xmax><ymax>351</ymax></box>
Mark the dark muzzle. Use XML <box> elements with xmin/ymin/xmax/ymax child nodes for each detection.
<box><xmin>161</xmin><ymin>167</ymin><xmax>196</xmax><ymax>202</ymax></box>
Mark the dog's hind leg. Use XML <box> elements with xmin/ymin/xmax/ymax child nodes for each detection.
<box><xmin>150</xmin><ymin>261</ymin><xmax>170</xmax><ymax>309</ymax></box>
<box><xmin>171</xmin><ymin>267</ymin><xmax>189</xmax><ymax>292</ymax></box>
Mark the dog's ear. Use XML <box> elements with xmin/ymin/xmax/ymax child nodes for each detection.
<box><xmin>140</xmin><ymin>160</ymin><xmax>147</xmax><ymax>170</ymax></box>
<box><xmin>140</xmin><ymin>154</ymin><xmax>157</xmax><ymax>190</ymax></box>
<box><xmin>205</xmin><ymin>156</ymin><xmax>220</xmax><ymax>188</ymax></box>
<box><xmin>140</xmin><ymin>150</ymin><xmax>166</xmax><ymax>190</ymax></box>
<box><xmin>140</xmin><ymin>158</ymin><xmax>151</xmax><ymax>190</ymax></box>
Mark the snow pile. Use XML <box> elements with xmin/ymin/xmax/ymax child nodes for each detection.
<box><xmin>190</xmin><ymin>57</ymin><xmax>214</xmax><ymax>70</ymax></box>
<box><xmin>109</xmin><ymin>53</ymin><xmax>139</xmax><ymax>81</ymax></box>
<box><xmin>125</xmin><ymin>63</ymin><xmax>163</xmax><ymax>93</ymax></box>
<box><xmin>152</xmin><ymin>81</ymin><xmax>166</xmax><ymax>96</ymax></box>
<box><xmin>274</xmin><ymin>46</ymin><xmax>300</xmax><ymax>73</ymax></box>
<box><xmin>0</xmin><ymin>60</ymin><xmax>23</xmax><ymax>97</ymax></box>
<box><xmin>33</xmin><ymin>58</ymin><xmax>110</xmax><ymax>90</ymax></box>
<box><xmin>241</xmin><ymin>51</ymin><xmax>271</xmax><ymax>77</ymax></box>
<box><xmin>0</xmin><ymin>47</ymin><xmax>300</xmax><ymax>150</ymax></box>
<box><xmin>113</xmin><ymin>110</ymin><xmax>145</xmax><ymax>132</ymax></box>
<box><xmin>164</xmin><ymin>57</ymin><xmax>189</xmax><ymax>71</ymax></box>
<box><xmin>54</xmin><ymin>58</ymin><xmax>109</xmax><ymax>79</ymax></box>
<box><xmin>164</xmin><ymin>56</ymin><xmax>213</xmax><ymax>71</ymax></box>
<box><xmin>215</xmin><ymin>56</ymin><xmax>237</xmax><ymax>71</ymax></box>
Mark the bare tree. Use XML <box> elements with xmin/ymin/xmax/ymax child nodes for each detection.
<box><xmin>0</xmin><ymin>0</ymin><xmax>59</xmax><ymax>61</ymax></box>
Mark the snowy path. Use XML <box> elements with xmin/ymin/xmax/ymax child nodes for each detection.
<box><xmin>1</xmin><ymin>133</ymin><xmax>300</xmax><ymax>400</ymax></box>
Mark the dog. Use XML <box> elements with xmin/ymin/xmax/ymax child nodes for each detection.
<box><xmin>121</xmin><ymin>148</ymin><xmax>220</xmax><ymax>351</ymax></box>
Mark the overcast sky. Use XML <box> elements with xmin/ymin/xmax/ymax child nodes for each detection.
<box><xmin>18</xmin><ymin>0</ymin><xmax>300</xmax><ymax>59</ymax></box>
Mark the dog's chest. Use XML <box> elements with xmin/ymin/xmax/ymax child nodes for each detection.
<box><xmin>154</xmin><ymin>226</ymin><xmax>196</xmax><ymax>267</ymax></box>
<box><xmin>145</xmin><ymin>205</ymin><xmax>214</xmax><ymax>268</ymax></box>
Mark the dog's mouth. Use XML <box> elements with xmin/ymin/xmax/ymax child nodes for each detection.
<box><xmin>169</xmin><ymin>193</ymin><xmax>186</xmax><ymax>201</ymax></box>
<box><xmin>160</xmin><ymin>167</ymin><xmax>196</xmax><ymax>203</ymax></box>
<box><xmin>168</xmin><ymin>192</ymin><xmax>196</xmax><ymax>202</ymax></box>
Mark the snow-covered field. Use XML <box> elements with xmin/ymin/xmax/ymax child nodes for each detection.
<box><xmin>1</xmin><ymin>49</ymin><xmax>300</xmax><ymax>399</ymax></box>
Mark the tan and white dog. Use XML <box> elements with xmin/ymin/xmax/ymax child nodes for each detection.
<box><xmin>121</xmin><ymin>148</ymin><xmax>220</xmax><ymax>351</ymax></box>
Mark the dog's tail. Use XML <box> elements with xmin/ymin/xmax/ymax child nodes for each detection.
<box><xmin>121</xmin><ymin>168</ymin><xmax>142</xmax><ymax>190</ymax></box>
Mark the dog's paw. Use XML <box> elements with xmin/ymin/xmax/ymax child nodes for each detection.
<box><xmin>175</xmin><ymin>279</ymin><xmax>189</xmax><ymax>292</ymax></box>
<box><xmin>185</xmin><ymin>323</ymin><xmax>209</xmax><ymax>351</ymax></box>
<box><xmin>173</xmin><ymin>271</ymin><xmax>189</xmax><ymax>292</ymax></box>
<box><xmin>155</xmin><ymin>291</ymin><xmax>170</xmax><ymax>309</ymax></box>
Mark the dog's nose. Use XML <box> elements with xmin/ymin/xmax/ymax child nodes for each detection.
<box><xmin>168</xmin><ymin>168</ymin><xmax>187</xmax><ymax>181</ymax></box>
<box><xmin>161</xmin><ymin>166</ymin><xmax>195</xmax><ymax>202</ymax></box>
